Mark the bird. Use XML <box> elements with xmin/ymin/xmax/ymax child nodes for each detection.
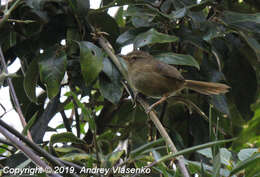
<box><xmin>120</xmin><ymin>50</ymin><xmax>230</xmax><ymax>113</ymax></box>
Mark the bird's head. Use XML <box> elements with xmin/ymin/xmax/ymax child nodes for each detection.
<box><xmin>119</xmin><ymin>51</ymin><xmax>150</xmax><ymax>65</ymax></box>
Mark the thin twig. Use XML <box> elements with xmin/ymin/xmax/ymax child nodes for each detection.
<box><xmin>138</xmin><ymin>98</ymin><xmax>190</xmax><ymax>177</ymax></box>
<box><xmin>0</xmin><ymin>47</ymin><xmax>32</xmax><ymax>141</ymax></box>
<box><xmin>0</xmin><ymin>125</ymin><xmax>62</xmax><ymax>177</ymax></box>
<box><xmin>93</xmin><ymin>129</ymin><xmax>101</xmax><ymax>175</ymax></box>
<box><xmin>98</xmin><ymin>36</ymin><xmax>190</xmax><ymax>177</ymax></box>
<box><xmin>157</xmin><ymin>102</ymin><xmax>167</xmax><ymax>139</ymax></box>
<box><xmin>0</xmin><ymin>0</ymin><xmax>22</xmax><ymax>29</ymax></box>
<box><xmin>170</xmin><ymin>96</ymin><xmax>226</xmax><ymax>135</ymax></box>
<box><xmin>60</xmin><ymin>111</ymin><xmax>72</xmax><ymax>132</ymax></box>
<box><xmin>73</xmin><ymin>100</ymin><xmax>81</xmax><ymax>138</ymax></box>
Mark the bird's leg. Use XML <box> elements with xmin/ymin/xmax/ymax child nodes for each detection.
<box><xmin>146</xmin><ymin>95</ymin><xmax>168</xmax><ymax>114</ymax></box>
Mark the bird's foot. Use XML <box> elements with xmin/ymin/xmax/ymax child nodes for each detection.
<box><xmin>145</xmin><ymin>106</ymin><xmax>153</xmax><ymax>114</ymax></box>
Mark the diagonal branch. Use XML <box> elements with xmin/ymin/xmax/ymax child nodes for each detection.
<box><xmin>0</xmin><ymin>47</ymin><xmax>32</xmax><ymax>140</ymax></box>
<box><xmin>98</xmin><ymin>36</ymin><xmax>190</xmax><ymax>177</ymax></box>
<box><xmin>0</xmin><ymin>0</ymin><xmax>22</xmax><ymax>29</ymax></box>
<box><xmin>0</xmin><ymin>125</ymin><xmax>62</xmax><ymax>177</ymax></box>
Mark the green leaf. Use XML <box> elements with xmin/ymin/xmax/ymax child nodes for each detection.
<box><xmin>0</xmin><ymin>72</ymin><xmax>18</xmax><ymax>86</ymax></box>
<box><xmin>238</xmin><ymin>148</ymin><xmax>259</xmax><ymax>161</ymax></box>
<box><xmin>154</xmin><ymin>138</ymin><xmax>235</xmax><ymax>165</ymax></box>
<box><xmin>76</xmin><ymin>0</ymin><xmax>89</xmax><ymax>16</ymax></box>
<box><xmin>239</xmin><ymin>31</ymin><xmax>260</xmax><ymax>61</ymax></box>
<box><xmin>68</xmin><ymin>92</ymin><xmax>96</xmax><ymax>131</ymax></box>
<box><xmin>24</xmin><ymin>59</ymin><xmax>39</xmax><ymax>103</ymax></box>
<box><xmin>49</xmin><ymin>132</ymin><xmax>86</xmax><ymax>146</ymax></box>
<box><xmin>210</xmin><ymin>95</ymin><xmax>230</xmax><ymax>115</ymax></box>
<box><xmin>99</xmin><ymin>58</ymin><xmax>123</xmax><ymax>104</ymax></box>
<box><xmin>49</xmin><ymin>132</ymin><xmax>86</xmax><ymax>155</ymax></box>
<box><xmin>79</xmin><ymin>41</ymin><xmax>103</xmax><ymax>86</ymax></box>
<box><xmin>39</xmin><ymin>48</ymin><xmax>67</xmax><ymax>99</ymax></box>
<box><xmin>22</xmin><ymin>111</ymin><xmax>38</xmax><ymax>136</ymax></box>
<box><xmin>169</xmin><ymin>8</ymin><xmax>187</xmax><ymax>19</ymax></box>
<box><xmin>114</xmin><ymin>6</ymin><xmax>125</xmax><ymax>28</ymax></box>
<box><xmin>154</xmin><ymin>52</ymin><xmax>200</xmax><ymax>69</ymax></box>
<box><xmin>88</xmin><ymin>12</ymin><xmax>120</xmax><ymax>48</ymax></box>
<box><xmin>222</xmin><ymin>11</ymin><xmax>260</xmax><ymax>34</ymax></box>
<box><xmin>229</xmin><ymin>153</ymin><xmax>260</xmax><ymax>176</ymax></box>
<box><xmin>107</xmin><ymin>150</ymin><xmax>124</xmax><ymax>166</ymax></box>
<box><xmin>116</xmin><ymin>28</ymin><xmax>148</xmax><ymax>46</ymax></box>
<box><xmin>126</xmin><ymin>6</ymin><xmax>155</xmax><ymax>27</ymax></box>
<box><xmin>55</xmin><ymin>147</ymin><xmax>85</xmax><ymax>153</ymax></box>
<box><xmin>60</xmin><ymin>153</ymin><xmax>95</xmax><ymax>162</ymax></box>
<box><xmin>130</xmin><ymin>138</ymin><xmax>164</xmax><ymax>157</ymax></box>
<box><xmin>134</xmin><ymin>28</ymin><xmax>179</xmax><ymax>48</ymax></box>
<box><xmin>234</xmin><ymin>106</ymin><xmax>260</xmax><ymax>148</ymax></box>
<box><xmin>212</xmin><ymin>152</ymin><xmax>221</xmax><ymax>177</ymax></box>
<box><xmin>11</xmin><ymin>74</ymin><xmax>32</xmax><ymax>116</ymax></box>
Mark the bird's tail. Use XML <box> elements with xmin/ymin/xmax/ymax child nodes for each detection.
<box><xmin>184</xmin><ymin>80</ymin><xmax>230</xmax><ymax>95</ymax></box>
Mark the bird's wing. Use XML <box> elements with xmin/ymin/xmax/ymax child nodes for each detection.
<box><xmin>154</xmin><ymin>61</ymin><xmax>185</xmax><ymax>81</ymax></box>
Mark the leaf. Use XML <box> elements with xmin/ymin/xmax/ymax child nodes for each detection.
<box><xmin>229</xmin><ymin>153</ymin><xmax>260</xmax><ymax>176</ymax></box>
<box><xmin>11</xmin><ymin>74</ymin><xmax>32</xmax><ymax>115</ymax></box>
<box><xmin>49</xmin><ymin>132</ymin><xmax>86</xmax><ymax>154</ymax></box>
<box><xmin>115</xmin><ymin>6</ymin><xmax>125</xmax><ymax>28</ymax></box>
<box><xmin>238</xmin><ymin>148</ymin><xmax>259</xmax><ymax>161</ymax></box>
<box><xmin>182</xmin><ymin>34</ymin><xmax>211</xmax><ymax>53</ymax></box>
<box><xmin>76</xmin><ymin>0</ymin><xmax>89</xmax><ymax>16</ymax></box>
<box><xmin>212</xmin><ymin>152</ymin><xmax>221</xmax><ymax>177</ymax></box>
<box><xmin>234</xmin><ymin>106</ymin><xmax>260</xmax><ymax>149</ymax></box>
<box><xmin>222</xmin><ymin>11</ymin><xmax>260</xmax><ymax>34</ymax></box>
<box><xmin>60</xmin><ymin>153</ymin><xmax>95</xmax><ymax>162</ymax></box>
<box><xmin>116</xmin><ymin>28</ymin><xmax>148</xmax><ymax>46</ymax></box>
<box><xmin>22</xmin><ymin>111</ymin><xmax>38</xmax><ymax>136</ymax></box>
<box><xmin>239</xmin><ymin>31</ymin><xmax>260</xmax><ymax>61</ymax></box>
<box><xmin>0</xmin><ymin>72</ymin><xmax>17</xmax><ymax>86</ymax></box>
<box><xmin>169</xmin><ymin>8</ymin><xmax>187</xmax><ymax>19</ymax></box>
<box><xmin>130</xmin><ymin>138</ymin><xmax>164</xmax><ymax>157</ymax></box>
<box><xmin>88</xmin><ymin>12</ymin><xmax>120</xmax><ymax>48</ymax></box>
<box><xmin>0</xmin><ymin>153</ymin><xmax>29</xmax><ymax>168</ymax></box>
<box><xmin>55</xmin><ymin>147</ymin><xmax>85</xmax><ymax>153</ymax></box>
<box><xmin>154</xmin><ymin>52</ymin><xmax>200</xmax><ymax>69</ymax></box>
<box><xmin>197</xmin><ymin>148</ymin><xmax>234</xmax><ymax>166</ymax></box>
<box><xmin>38</xmin><ymin>48</ymin><xmax>67</xmax><ymax>99</ymax></box>
<box><xmin>125</xmin><ymin>6</ymin><xmax>155</xmax><ymax>27</ymax></box>
<box><xmin>24</xmin><ymin>59</ymin><xmax>39</xmax><ymax>103</ymax></box>
<box><xmin>210</xmin><ymin>95</ymin><xmax>230</xmax><ymax>115</ymax></box>
<box><xmin>155</xmin><ymin>138</ymin><xmax>235</xmax><ymax>165</ymax></box>
<box><xmin>79</xmin><ymin>41</ymin><xmax>103</xmax><ymax>86</ymax></box>
<box><xmin>107</xmin><ymin>150</ymin><xmax>124</xmax><ymax>166</ymax></box>
<box><xmin>68</xmin><ymin>92</ymin><xmax>96</xmax><ymax>132</ymax></box>
<box><xmin>228</xmin><ymin>53</ymin><xmax>257</xmax><ymax>120</ymax></box>
<box><xmin>134</xmin><ymin>28</ymin><xmax>179</xmax><ymax>48</ymax></box>
<box><xmin>99</xmin><ymin>58</ymin><xmax>123</xmax><ymax>104</ymax></box>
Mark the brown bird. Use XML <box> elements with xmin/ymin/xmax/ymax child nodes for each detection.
<box><xmin>121</xmin><ymin>51</ymin><xmax>230</xmax><ymax>113</ymax></box>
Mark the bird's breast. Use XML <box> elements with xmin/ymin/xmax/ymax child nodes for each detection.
<box><xmin>129</xmin><ymin>68</ymin><xmax>184</xmax><ymax>97</ymax></box>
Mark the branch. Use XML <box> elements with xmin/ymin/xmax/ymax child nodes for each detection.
<box><xmin>0</xmin><ymin>47</ymin><xmax>33</xmax><ymax>141</ymax></box>
<box><xmin>137</xmin><ymin>98</ymin><xmax>190</xmax><ymax>177</ymax></box>
<box><xmin>98</xmin><ymin>36</ymin><xmax>190</xmax><ymax>177</ymax></box>
<box><xmin>0</xmin><ymin>125</ymin><xmax>62</xmax><ymax>177</ymax></box>
<box><xmin>0</xmin><ymin>0</ymin><xmax>22</xmax><ymax>29</ymax></box>
<box><xmin>0</xmin><ymin>118</ymin><xmax>64</xmax><ymax>168</ymax></box>
<box><xmin>73</xmin><ymin>100</ymin><xmax>81</xmax><ymax>138</ymax></box>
